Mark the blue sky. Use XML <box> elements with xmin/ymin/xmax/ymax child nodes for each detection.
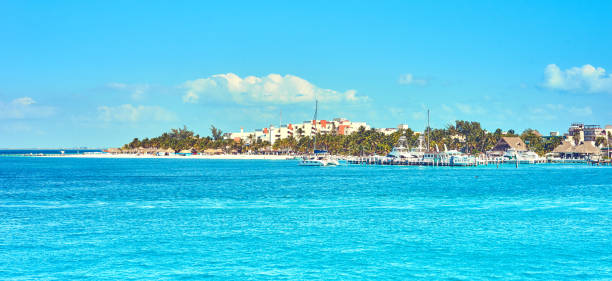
<box><xmin>1</xmin><ymin>1</ymin><xmax>611</xmax><ymax>148</ymax></box>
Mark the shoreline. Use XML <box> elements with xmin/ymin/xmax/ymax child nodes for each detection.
<box><xmin>2</xmin><ymin>153</ymin><xmax>608</xmax><ymax>166</ymax></box>
<box><xmin>9</xmin><ymin>153</ymin><xmax>294</xmax><ymax>160</ymax></box>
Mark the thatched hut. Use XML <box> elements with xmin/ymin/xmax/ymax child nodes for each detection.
<box><xmin>573</xmin><ymin>142</ymin><xmax>601</xmax><ymax>155</ymax></box>
<box><xmin>203</xmin><ymin>148</ymin><xmax>223</xmax><ymax>155</ymax></box>
<box><xmin>489</xmin><ymin>137</ymin><xmax>528</xmax><ymax>155</ymax></box>
<box><xmin>552</xmin><ymin>141</ymin><xmax>573</xmax><ymax>153</ymax></box>
<box><xmin>550</xmin><ymin>141</ymin><xmax>601</xmax><ymax>159</ymax></box>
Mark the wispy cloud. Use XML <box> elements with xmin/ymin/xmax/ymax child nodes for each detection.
<box><xmin>568</xmin><ymin>106</ymin><xmax>592</xmax><ymax>116</ymax></box>
<box><xmin>97</xmin><ymin>104</ymin><xmax>177</xmax><ymax>123</ymax></box>
<box><xmin>528</xmin><ymin>103</ymin><xmax>593</xmax><ymax>121</ymax></box>
<box><xmin>441</xmin><ymin>104</ymin><xmax>453</xmax><ymax>113</ymax></box>
<box><xmin>439</xmin><ymin>103</ymin><xmax>486</xmax><ymax>115</ymax></box>
<box><xmin>388</xmin><ymin>107</ymin><xmax>405</xmax><ymax>119</ymax></box>
<box><xmin>543</xmin><ymin>64</ymin><xmax>612</xmax><ymax>94</ymax></box>
<box><xmin>107</xmin><ymin>82</ymin><xmax>150</xmax><ymax>100</ymax></box>
<box><xmin>182</xmin><ymin>73</ymin><xmax>366</xmax><ymax>104</ymax></box>
<box><xmin>455</xmin><ymin>103</ymin><xmax>486</xmax><ymax>115</ymax></box>
<box><xmin>412</xmin><ymin>111</ymin><xmax>425</xmax><ymax>120</ymax></box>
<box><xmin>0</xmin><ymin>97</ymin><xmax>55</xmax><ymax>120</ymax></box>
<box><xmin>398</xmin><ymin>73</ymin><xmax>427</xmax><ymax>86</ymax></box>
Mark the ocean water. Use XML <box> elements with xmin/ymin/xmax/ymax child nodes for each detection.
<box><xmin>0</xmin><ymin>157</ymin><xmax>610</xmax><ymax>280</ymax></box>
<box><xmin>0</xmin><ymin>149</ymin><xmax>102</xmax><ymax>155</ymax></box>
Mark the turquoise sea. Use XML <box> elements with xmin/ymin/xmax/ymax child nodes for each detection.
<box><xmin>0</xmin><ymin>157</ymin><xmax>611</xmax><ymax>280</ymax></box>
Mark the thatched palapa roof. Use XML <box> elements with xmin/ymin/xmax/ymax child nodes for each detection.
<box><xmin>203</xmin><ymin>148</ymin><xmax>223</xmax><ymax>154</ymax></box>
<box><xmin>573</xmin><ymin>142</ymin><xmax>601</xmax><ymax>155</ymax></box>
<box><xmin>491</xmin><ymin>137</ymin><xmax>527</xmax><ymax>152</ymax></box>
<box><xmin>552</xmin><ymin>141</ymin><xmax>573</xmax><ymax>153</ymax></box>
<box><xmin>552</xmin><ymin>141</ymin><xmax>601</xmax><ymax>155</ymax></box>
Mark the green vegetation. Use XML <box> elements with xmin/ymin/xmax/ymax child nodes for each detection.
<box><xmin>520</xmin><ymin>129</ymin><xmax>563</xmax><ymax>156</ymax></box>
<box><xmin>121</xmin><ymin>121</ymin><xmax>564</xmax><ymax>156</ymax></box>
<box><xmin>122</xmin><ymin>125</ymin><xmax>270</xmax><ymax>153</ymax></box>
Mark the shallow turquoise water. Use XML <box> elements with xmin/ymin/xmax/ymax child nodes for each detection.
<box><xmin>0</xmin><ymin>157</ymin><xmax>611</xmax><ymax>280</ymax></box>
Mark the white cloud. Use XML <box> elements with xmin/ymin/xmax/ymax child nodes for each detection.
<box><xmin>527</xmin><ymin>103</ymin><xmax>593</xmax><ymax>120</ymax></box>
<box><xmin>412</xmin><ymin>111</ymin><xmax>425</xmax><ymax>120</ymax></box>
<box><xmin>97</xmin><ymin>104</ymin><xmax>177</xmax><ymax>123</ymax></box>
<box><xmin>441</xmin><ymin>104</ymin><xmax>453</xmax><ymax>113</ymax></box>
<box><xmin>13</xmin><ymin>97</ymin><xmax>35</xmax><ymax>105</ymax></box>
<box><xmin>386</xmin><ymin>107</ymin><xmax>408</xmax><ymax>120</ymax></box>
<box><xmin>0</xmin><ymin>97</ymin><xmax>55</xmax><ymax>120</ymax></box>
<box><xmin>398</xmin><ymin>73</ymin><xmax>427</xmax><ymax>86</ymax></box>
<box><xmin>182</xmin><ymin>73</ymin><xmax>366</xmax><ymax>104</ymax></box>
<box><xmin>455</xmin><ymin>103</ymin><xmax>486</xmax><ymax>115</ymax></box>
<box><xmin>107</xmin><ymin>82</ymin><xmax>150</xmax><ymax>99</ymax></box>
<box><xmin>543</xmin><ymin>64</ymin><xmax>612</xmax><ymax>94</ymax></box>
<box><xmin>568</xmin><ymin>106</ymin><xmax>592</xmax><ymax>116</ymax></box>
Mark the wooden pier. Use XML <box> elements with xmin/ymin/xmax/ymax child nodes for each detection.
<box><xmin>347</xmin><ymin>156</ymin><xmax>549</xmax><ymax>167</ymax></box>
<box><xmin>589</xmin><ymin>159</ymin><xmax>612</xmax><ymax>166</ymax></box>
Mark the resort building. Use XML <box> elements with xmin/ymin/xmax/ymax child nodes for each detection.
<box><xmin>542</xmin><ymin>131</ymin><xmax>562</xmax><ymax>141</ymax></box>
<box><xmin>224</xmin><ymin>118</ymin><xmax>372</xmax><ymax>145</ymax></box>
<box><xmin>376</xmin><ymin>128</ymin><xmax>399</xmax><ymax>135</ymax></box>
<box><xmin>565</xmin><ymin>122</ymin><xmax>609</xmax><ymax>143</ymax></box>
<box><xmin>397</xmin><ymin>124</ymin><xmax>410</xmax><ymax>130</ymax></box>
<box><xmin>584</xmin><ymin>125</ymin><xmax>605</xmax><ymax>142</ymax></box>
<box><xmin>488</xmin><ymin>137</ymin><xmax>527</xmax><ymax>155</ymax></box>
<box><xmin>567</xmin><ymin>123</ymin><xmax>585</xmax><ymax>143</ymax></box>
<box><xmin>549</xmin><ymin>141</ymin><xmax>602</xmax><ymax>160</ymax></box>
<box><xmin>374</xmin><ymin>124</ymin><xmax>419</xmax><ymax>135</ymax></box>
<box><xmin>605</xmin><ymin>125</ymin><xmax>612</xmax><ymax>140</ymax></box>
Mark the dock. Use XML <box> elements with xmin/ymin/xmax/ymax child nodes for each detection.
<box><xmin>346</xmin><ymin>156</ymin><xmax>555</xmax><ymax>167</ymax></box>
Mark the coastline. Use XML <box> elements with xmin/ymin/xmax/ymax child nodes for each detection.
<box><xmin>18</xmin><ymin>153</ymin><xmax>293</xmax><ymax>160</ymax></box>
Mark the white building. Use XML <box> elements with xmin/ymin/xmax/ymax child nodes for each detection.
<box><xmin>397</xmin><ymin>124</ymin><xmax>410</xmax><ymax>130</ymax></box>
<box><xmin>375</xmin><ymin>128</ymin><xmax>398</xmax><ymax>135</ymax></box>
<box><xmin>225</xmin><ymin>117</ymin><xmax>372</xmax><ymax>145</ymax></box>
<box><xmin>564</xmin><ymin>123</ymin><xmax>610</xmax><ymax>144</ymax></box>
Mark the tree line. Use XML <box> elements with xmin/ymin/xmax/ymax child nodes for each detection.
<box><xmin>122</xmin><ymin>121</ymin><xmax>565</xmax><ymax>156</ymax></box>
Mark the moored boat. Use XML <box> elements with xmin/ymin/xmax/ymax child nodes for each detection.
<box><xmin>299</xmin><ymin>100</ymin><xmax>338</xmax><ymax>167</ymax></box>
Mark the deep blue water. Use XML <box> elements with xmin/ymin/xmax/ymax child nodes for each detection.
<box><xmin>0</xmin><ymin>157</ymin><xmax>610</xmax><ymax>280</ymax></box>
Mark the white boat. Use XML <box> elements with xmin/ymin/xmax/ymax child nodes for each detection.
<box><xmin>387</xmin><ymin>136</ymin><xmax>412</xmax><ymax>159</ymax></box>
<box><xmin>504</xmin><ymin>148</ymin><xmax>545</xmax><ymax>164</ymax></box>
<box><xmin>387</xmin><ymin>135</ymin><xmax>428</xmax><ymax>164</ymax></box>
<box><xmin>439</xmin><ymin>149</ymin><xmax>475</xmax><ymax>166</ymax></box>
<box><xmin>299</xmin><ymin>100</ymin><xmax>338</xmax><ymax>166</ymax></box>
<box><xmin>299</xmin><ymin>151</ymin><xmax>339</xmax><ymax>166</ymax></box>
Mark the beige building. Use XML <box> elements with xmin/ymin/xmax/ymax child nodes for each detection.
<box><xmin>565</xmin><ymin>123</ymin><xmax>609</xmax><ymax>144</ymax></box>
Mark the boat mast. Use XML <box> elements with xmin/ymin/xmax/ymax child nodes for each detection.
<box><xmin>313</xmin><ymin>100</ymin><xmax>318</xmax><ymax>153</ymax></box>
<box><xmin>427</xmin><ymin>109</ymin><xmax>430</xmax><ymax>151</ymax></box>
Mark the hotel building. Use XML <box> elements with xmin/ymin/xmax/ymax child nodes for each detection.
<box><xmin>565</xmin><ymin>123</ymin><xmax>611</xmax><ymax>144</ymax></box>
<box><xmin>224</xmin><ymin>118</ymin><xmax>372</xmax><ymax>145</ymax></box>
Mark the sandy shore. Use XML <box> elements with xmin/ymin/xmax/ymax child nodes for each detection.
<box><xmin>33</xmin><ymin>153</ymin><xmax>295</xmax><ymax>160</ymax></box>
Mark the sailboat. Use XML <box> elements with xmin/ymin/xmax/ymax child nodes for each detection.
<box><xmin>299</xmin><ymin>100</ymin><xmax>339</xmax><ymax>166</ymax></box>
